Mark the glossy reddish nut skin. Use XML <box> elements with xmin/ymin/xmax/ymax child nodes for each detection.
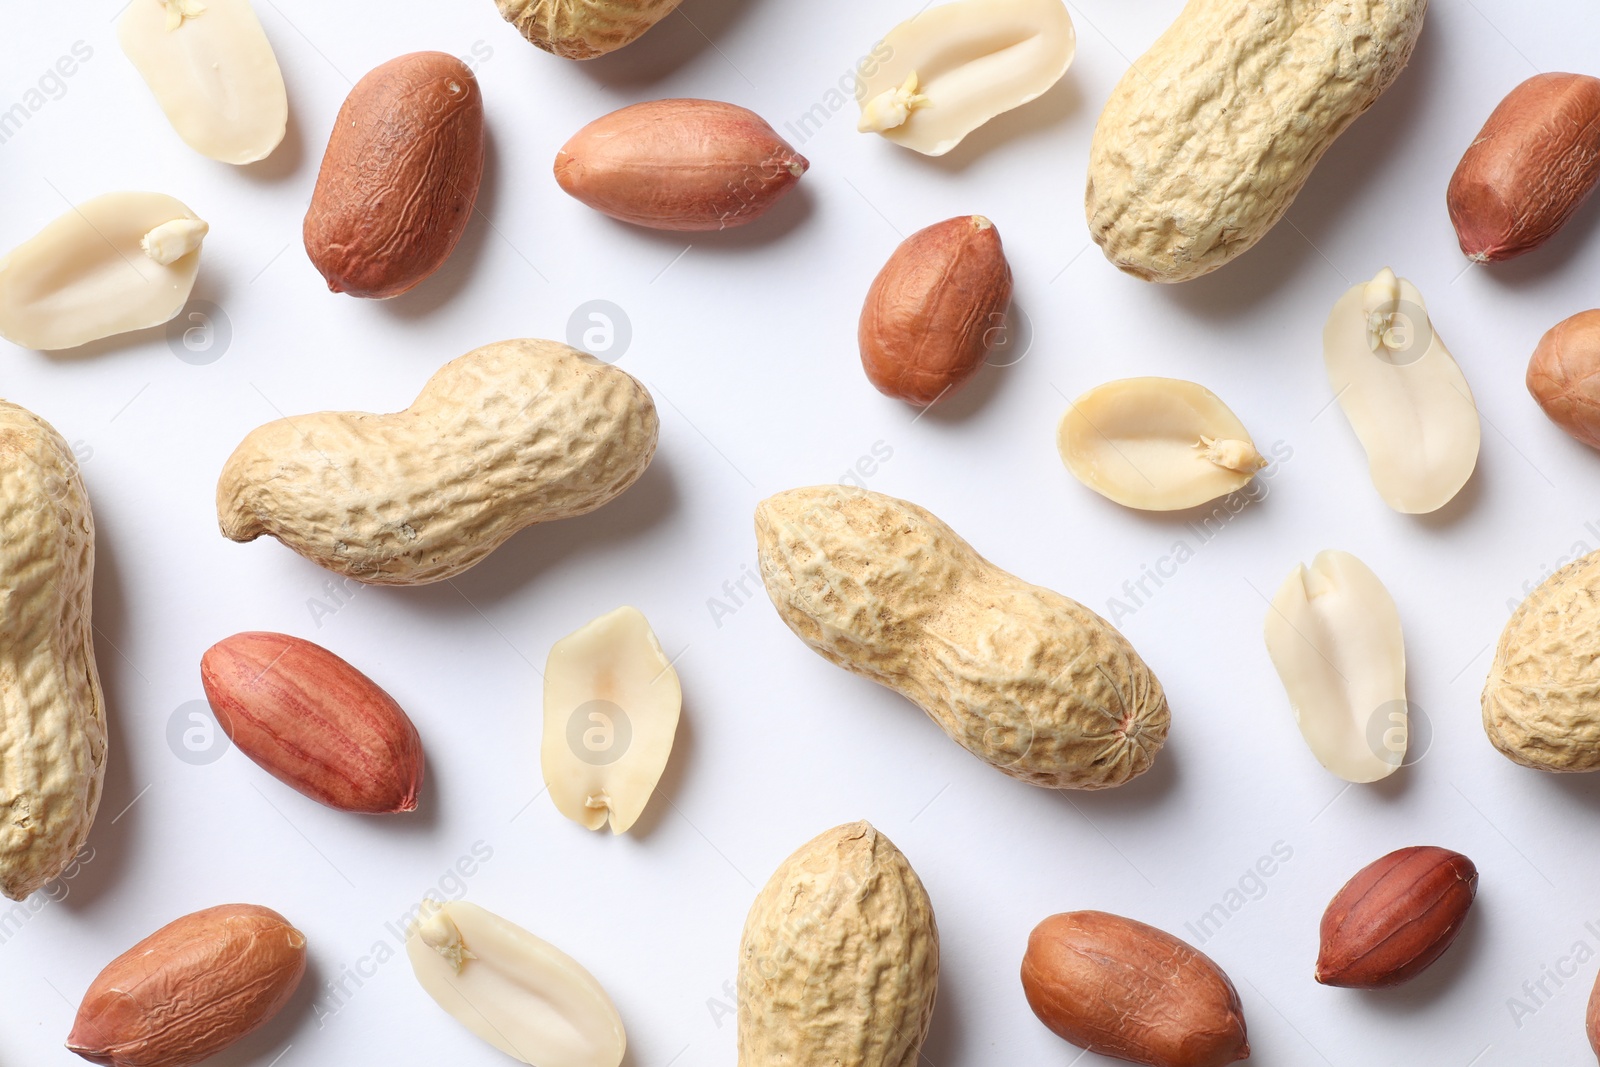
<box><xmin>1316</xmin><ymin>846</ymin><xmax>1478</xmax><ymax>989</ymax></box>
<box><xmin>860</xmin><ymin>216</ymin><xmax>1014</xmax><ymax>407</ymax></box>
<box><xmin>1022</xmin><ymin>911</ymin><xmax>1249</xmax><ymax>1067</ymax></box>
<box><xmin>1528</xmin><ymin>309</ymin><xmax>1600</xmax><ymax>450</ymax></box>
<box><xmin>554</xmin><ymin>99</ymin><xmax>808</xmax><ymax>231</ymax></box>
<box><xmin>304</xmin><ymin>51</ymin><xmax>485</xmax><ymax>298</ymax></box>
<box><xmin>201</xmin><ymin>631</ymin><xmax>424</xmax><ymax>814</ymax></box>
<box><xmin>67</xmin><ymin>904</ymin><xmax>306</xmax><ymax>1067</ymax></box>
<box><xmin>1447</xmin><ymin>73</ymin><xmax>1600</xmax><ymax>263</ymax></box>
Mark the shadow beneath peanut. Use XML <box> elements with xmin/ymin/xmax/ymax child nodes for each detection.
<box><xmin>238</xmin><ymin>90</ymin><xmax>306</xmax><ymax>185</ymax></box>
<box><xmin>1470</xmin><ymin>183</ymin><xmax>1600</xmax><ymax>291</ymax></box>
<box><xmin>1060</xmin><ymin>475</ymin><xmax>1279</xmax><ymax>539</ymax></box>
<box><xmin>1063</xmin><ymin>735</ymin><xmax>1182</xmax><ymax>819</ymax></box>
<box><xmin>1349</xmin><ymin>894</ymin><xmax>1487</xmax><ymax>1013</ymax></box>
<box><xmin>44</xmin><ymin>269</ymin><xmax>235</xmax><ymax>364</ymax></box>
<box><xmin>203</xmin><ymin>953</ymin><xmax>324</xmax><ymax>1067</ymax></box>
<box><xmin>62</xmin><ymin>528</ymin><xmax>138</xmax><ymax>912</ymax></box>
<box><xmin>568</xmin><ymin>0</ymin><xmax>761</xmax><ymax>88</ymax></box>
<box><xmin>1528</xmin><ymin>767</ymin><xmax>1600</xmax><ymax>812</ymax></box>
<box><xmin>391</xmin><ymin>455</ymin><xmax>681</xmax><ymax>615</ymax></box>
<box><xmin>1164</xmin><ymin>14</ymin><xmax>1444</xmax><ymax>322</ymax></box>
<box><xmin>918</xmin><ymin>958</ymin><xmax>967</xmax><ymax>1061</ymax></box>
<box><xmin>915</xmin><ymin>294</ymin><xmax>1034</xmax><ymax>424</ymax></box>
<box><xmin>1365</xmin><ymin>764</ymin><xmax>1417</xmax><ymax>802</ymax></box>
<box><xmin>1409</xmin><ymin>447</ymin><xmax>1486</xmax><ymax>530</ymax></box>
<box><xmin>589</xmin><ymin>180</ymin><xmax>818</xmax><ymax>254</ymax></box>
<box><xmin>923</xmin><ymin>78</ymin><xmax>1082</xmax><ymax>173</ymax></box>
<box><xmin>625</xmin><ymin>704</ymin><xmax>695</xmax><ymax>841</ymax></box>
<box><xmin>382</xmin><ymin>126</ymin><xmax>500</xmax><ymax>322</ymax></box>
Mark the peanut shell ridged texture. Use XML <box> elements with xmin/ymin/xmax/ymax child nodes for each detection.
<box><xmin>1483</xmin><ymin>550</ymin><xmax>1600</xmax><ymax>770</ymax></box>
<box><xmin>1528</xmin><ymin>309</ymin><xmax>1600</xmax><ymax>450</ymax></box>
<box><xmin>1447</xmin><ymin>73</ymin><xmax>1600</xmax><ymax>262</ymax></box>
<box><xmin>217</xmin><ymin>339</ymin><xmax>658</xmax><ymax>586</ymax></box>
<box><xmin>1315</xmin><ymin>846</ymin><xmax>1477</xmax><ymax>988</ymax></box>
<box><xmin>1086</xmin><ymin>0</ymin><xmax>1427</xmax><ymax>282</ymax></box>
<box><xmin>860</xmin><ymin>215</ymin><xmax>1014</xmax><ymax>406</ymax></box>
<box><xmin>200</xmin><ymin>632</ymin><xmax>424</xmax><ymax>814</ymax></box>
<box><xmin>755</xmin><ymin>486</ymin><xmax>1168</xmax><ymax>789</ymax></box>
<box><xmin>304</xmin><ymin>52</ymin><xmax>484</xmax><ymax>299</ymax></box>
<box><xmin>0</xmin><ymin>401</ymin><xmax>104</xmax><ymax>901</ymax></box>
<box><xmin>497</xmin><ymin>0</ymin><xmax>682</xmax><ymax>59</ymax></box>
<box><xmin>738</xmin><ymin>822</ymin><xmax>938</xmax><ymax>1067</ymax></box>
<box><xmin>67</xmin><ymin>904</ymin><xmax>307</xmax><ymax>1067</ymax></box>
<box><xmin>555</xmin><ymin>99</ymin><xmax>808</xmax><ymax>231</ymax></box>
<box><xmin>1021</xmin><ymin>911</ymin><xmax>1249</xmax><ymax>1067</ymax></box>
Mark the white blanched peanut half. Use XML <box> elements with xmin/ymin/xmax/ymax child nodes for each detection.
<box><xmin>0</xmin><ymin>192</ymin><xmax>207</xmax><ymax>351</ymax></box>
<box><xmin>119</xmin><ymin>0</ymin><xmax>288</xmax><ymax>164</ymax></box>
<box><xmin>857</xmin><ymin>0</ymin><xmax>1074</xmax><ymax>156</ymax></box>
<box><xmin>1085</xmin><ymin>0</ymin><xmax>1425</xmax><ymax>282</ymax></box>
<box><xmin>542</xmin><ymin>606</ymin><xmax>682</xmax><ymax>835</ymax></box>
<box><xmin>407</xmin><ymin>899</ymin><xmax>625</xmax><ymax>1067</ymax></box>
<box><xmin>1264</xmin><ymin>551</ymin><xmax>1407</xmax><ymax>784</ymax></box>
<box><xmin>0</xmin><ymin>402</ymin><xmax>105</xmax><ymax>901</ymax></box>
<box><xmin>1057</xmin><ymin>378</ymin><xmax>1267</xmax><ymax>511</ymax></box>
<box><xmin>1324</xmin><ymin>268</ymin><xmax>1480</xmax><ymax>514</ymax></box>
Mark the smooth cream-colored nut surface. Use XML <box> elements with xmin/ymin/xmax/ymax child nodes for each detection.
<box><xmin>0</xmin><ymin>192</ymin><xmax>205</xmax><ymax>351</ymax></box>
<box><xmin>216</xmin><ymin>339</ymin><xmax>658</xmax><ymax>586</ymax></box>
<box><xmin>406</xmin><ymin>899</ymin><xmax>625</xmax><ymax>1067</ymax></box>
<box><xmin>542</xmin><ymin>606</ymin><xmax>681</xmax><ymax>834</ymax></box>
<box><xmin>1484</xmin><ymin>549</ymin><xmax>1600</xmax><ymax>772</ymax></box>
<box><xmin>0</xmin><ymin>401</ymin><xmax>105</xmax><ymax>900</ymax></box>
<box><xmin>1324</xmin><ymin>268</ymin><xmax>1480</xmax><ymax>514</ymax></box>
<box><xmin>496</xmin><ymin>0</ymin><xmax>682</xmax><ymax>59</ymax></box>
<box><xmin>1086</xmin><ymin>0</ymin><xmax>1426</xmax><ymax>282</ymax></box>
<box><xmin>738</xmin><ymin>822</ymin><xmax>938</xmax><ymax>1067</ymax></box>
<box><xmin>119</xmin><ymin>0</ymin><xmax>288</xmax><ymax>164</ymax></box>
<box><xmin>1057</xmin><ymin>377</ymin><xmax>1266</xmax><ymax>511</ymax></box>
<box><xmin>755</xmin><ymin>485</ymin><xmax>1168</xmax><ymax>790</ymax></box>
<box><xmin>1264</xmin><ymin>550</ymin><xmax>1407</xmax><ymax>784</ymax></box>
<box><xmin>856</xmin><ymin>0</ymin><xmax>1075</xmax><ymax>156</ymax></box>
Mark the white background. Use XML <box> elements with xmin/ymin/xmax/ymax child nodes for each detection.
<box><xmin>3</xmin><ymin>0</ymin><xmax>1600</xmax><ymax>1064</ymax></box>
